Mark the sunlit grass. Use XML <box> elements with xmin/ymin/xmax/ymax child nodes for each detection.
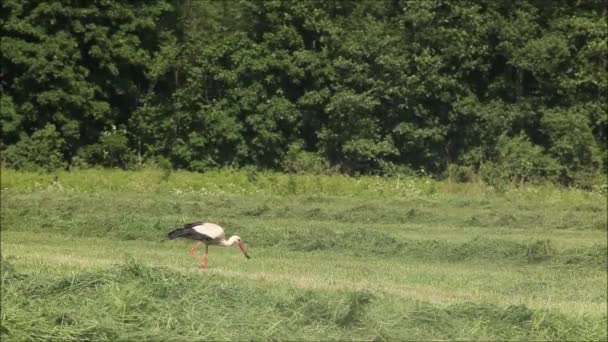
<box><xmin>3</xmin><ymin>231</ymin><xmax>606</xmax><ymax>314</ymax></box>
<box><xmin>1</xmin><ymin>169</ymin><xmax>606</xmax><ymax>340</ymax></box>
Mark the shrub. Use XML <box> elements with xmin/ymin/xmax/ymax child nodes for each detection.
<box><xmin>1</xmin><ymin>124</ymin><xmax>66</xmax><ymax>171</ymax></box>
<box><xmin>540</xmin><ymin>107</ymin><xmax>603</xmax><ymax>185</ymax></box>
<box><xmin>447</xmin><ymin>164</ymin><xmax>478</xmax><ymax>183</ymax></box>
<box><xmin>282</xmin><ymin>142</ymin><xmax>334</xmax><ymax>175</ymax></box>
<box><xmin>480</xmin><ymin>134</ymin><xmax>558</xmax><ymax>186</ymax></box>
<box><xmin>340</xmin><ymin>138</ymin><xmax>398</xmax><ymax>175</ymax></box>
<box><xmin>0</xmin><ymin>95</ymin><xmax>21</xmax><ymax>145</ymax></box>
<box><xmin>78</xmin><ymin>127</ymin><xmax>136</xmax><ymax>169</ymax></box>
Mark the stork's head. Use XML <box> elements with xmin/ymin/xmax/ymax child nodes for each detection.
<box><xmin>229</xmin><ymin>235</ymin><xmax>250</xmax><ymax>259</ymax></box>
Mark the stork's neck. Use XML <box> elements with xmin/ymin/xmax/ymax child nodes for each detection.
<box><xmin>219</xmin><ymin>236</ymin><xmax>239</xmax><ymax>246</ymax></box>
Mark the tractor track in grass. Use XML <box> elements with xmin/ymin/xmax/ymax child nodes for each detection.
<box><xmin>3</xmin><ymin>244</ymin><xmax>476</xmax><ymax>304</ymax></box>
<box><xmin>2</xmin><ymin>232</ymin><xmax>606</xmax><ymax>318</ymax></box>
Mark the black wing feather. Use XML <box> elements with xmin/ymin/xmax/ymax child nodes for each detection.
<box><xmin>167</xmin><ymin>222</ymin><xmax>214</xmax><ymax>241</ymax></box>
<box><xmin>183</xmin><ymin>222</ymin><xmax>205</xmax><ymax>229</ymax></box>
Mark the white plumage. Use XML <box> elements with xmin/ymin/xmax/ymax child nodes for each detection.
<box><xmin>191</xmin><ymin>222</ymin><xmax>225</xmax><ymax>241</ymax></box>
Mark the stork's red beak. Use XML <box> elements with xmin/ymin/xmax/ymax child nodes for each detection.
<box><xmin>239</xmin><ymin>241</ymin><xmax>250</xmax><ymax>259</ymax></box>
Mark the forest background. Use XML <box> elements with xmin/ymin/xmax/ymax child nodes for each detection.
<box><xmin>1</xmin><ymin>0</ymin><xmax>606</xmax><ymax>187</ymax></box>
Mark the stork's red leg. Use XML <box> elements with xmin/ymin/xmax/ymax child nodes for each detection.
<box><xmin>201</xmin><ymin>244</ymin><xmax>209</xmax><ymax>270</ymax></box>
<box><xmin>188</xmin><ymin>242</ymin><xmax>203</xmax><ymax>265</ymax></box>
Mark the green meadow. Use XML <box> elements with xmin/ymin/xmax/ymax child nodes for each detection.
<box><xmin>1</xmin><ymin>169</ymin><xmax>606</xmax><ymax>341</ymax></box>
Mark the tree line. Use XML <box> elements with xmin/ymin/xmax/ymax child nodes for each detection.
<box><xmin>1</xmin><ymin>0</ymin><xmax>606</xmax><ymax>186</ymax></box>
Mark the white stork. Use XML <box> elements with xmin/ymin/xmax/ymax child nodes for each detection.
<box><xmin>167</xmin><ymin>222</ymin><xmax>250</xmax><ymax>269</ymax></box>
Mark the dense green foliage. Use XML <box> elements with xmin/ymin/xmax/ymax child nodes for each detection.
<box><xmin>1</xmin><ymin>169</ymin><xmax>607</xmax><ymax>340</ymax></box>
<box><xmin>1</xmin><ymin>0</ymin><xmax>606</xmax><ymax>185</ymax></box>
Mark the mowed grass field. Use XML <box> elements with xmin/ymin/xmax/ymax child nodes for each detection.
<box><xmin>1</xmin><ymin>169</ymin><xmax>607</xmax><ymax>341</ymax></box>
